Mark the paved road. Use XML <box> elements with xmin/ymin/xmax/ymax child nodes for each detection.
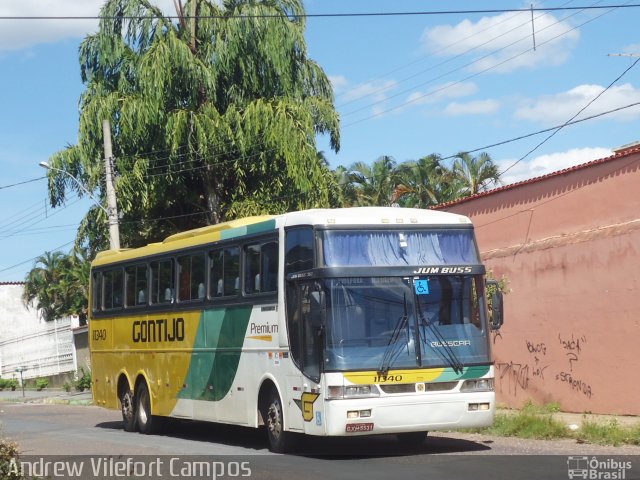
<box><xmin>1</xmin><ymin>403</ymin><xmax>639</xmax><ymax>480</ymax></box>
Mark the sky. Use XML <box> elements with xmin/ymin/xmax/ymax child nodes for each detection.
<box><xmin>1</xmin><ymin>0</ymin><xmax>640</xmax><ymax>281</ymax></box>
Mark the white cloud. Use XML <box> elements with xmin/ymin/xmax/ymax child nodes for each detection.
<box><xmin>622</xmin><ymin>44</ymin><xmax>640</xmax><ymax>54</ymax></box>
<box><xmin>406</xmin><ymin>81</ymin><xmax>478</xmax><ymax>106</ymax></box>
<box><xmin>0</xmin><ymin>0</ymin><xmax>177</xmax><ymax>51</ymax></box>
<box><xmin>515</xmin><ymin>83</ymin><xmax>640</xmax><ymax>124</ymax></box>
<box><xmin>341</xmin><ymin>80</ymin><xmax>397</xmax><ymax>103</ymax></box>
<box><xmin>329</xmin><ymin>75</ymin><xmax>348</xmax><ymax>93</ymax></box>
<box><xmin>497</xmin><ymin>147</ymin><xmax>612</xmax><ymax>185</ymax></box>
<box><xmin>443</xmin><ymin>99</ymin><xmax>500</xmax><ymax>116</ymax></box>
<box><xmin>421</xmin><ymin>11</ymin><xmax>579</xmax><ymax>73</ymax></box>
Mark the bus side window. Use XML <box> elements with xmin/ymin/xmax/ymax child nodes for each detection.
<box><xmin>285</xmin><ymin>228</ymin><xmax>314</xmax><ymax>274</ymax></box>
<box><xmin>125</xmin><ymin>263</ymin><xmax>147</xmax><ymax>307</ymax></box>
<box><xmin>285</xmin><ymin>228</ymin><xmax>315</xmax><ymax>372</ymax></box>
<box><xmin>244</xmin><ymin>244</ymin><xmax>261</xmax><ymax>294</ymax></box>
<box><xmin>209</xmin><ymin>249</ymin><xmax>223</xmax><ymax>297</ymax></box>
<box><xmin>178</xmin><ymin>253</ymin><xmax>206</xmax><ymax>302</ymax></box>
<box><xmin>92</xmin><ymin>271</ymin><xmax>103</xmax><ymax>312</ymax></box>
<box><xmin>244</xmin><ymin>240</ymin><xmax>278</xmax><ymax>295</ymax></box>
<box><xmin>208</xmin><ymin>247</ymin><xmax>239</xmax><ymax>297</ymax></box>
<box><xmin>103</xmin><ymin>268</ymin><xmax>123</xmax><ymax>310</ymax></box>
<box><xmin>151</xmin><ymin>259</ymin><xmax>174</xmax><ymax>304</ymax></box>
<box><xmin>261</xmin><ymin>241</ymin><xmax>278</xmax><ymax>293</ymax></box>
<box><xmin>225</xmin><ymin>247</ymin><xmax>240</xmax><ymax>295</ymax></box>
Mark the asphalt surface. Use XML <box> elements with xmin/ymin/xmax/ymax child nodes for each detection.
<box><xmin>1</xmin><ymin>399</ymin><xmax>639</xmax><ymax>480</ymax></box>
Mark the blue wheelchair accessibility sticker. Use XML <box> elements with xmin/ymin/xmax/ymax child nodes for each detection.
<box><xmin>414</xmin><ymin>279</ymin><xmax>430</xmax><ymax>295</ymax></box>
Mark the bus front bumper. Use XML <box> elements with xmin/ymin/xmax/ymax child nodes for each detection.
<box><xmin>321</xmin><ymin>391</ymin><xmax>495</xmax><ymax>436</ymax></box>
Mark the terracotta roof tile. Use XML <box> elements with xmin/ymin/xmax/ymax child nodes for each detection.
<box><xmin>433</xmin><ymin>145</ymin><xmax>640</xmax><ymax>209</ymax></box>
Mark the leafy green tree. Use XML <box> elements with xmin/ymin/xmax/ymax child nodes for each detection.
<box><xmin>22</xmin><ymin>250</ymin><xmax>89</xmax><ymax>323</ymax></box>
<box><xmin>452</xmin><ymin>152</ymin><xmax>501</xmax><ymax>196</ymax></box>
<box><xmin>394</xmin><ymin>154</ymin><xmax>457</xmax><ymax>208</ymax></box>
<box><xmin>348</xmin><ymin>155</ymin><xmax>401</xmax><ymax>206</ymax></box>
<box><xmin>45</xmin><ymin>0</ymin><xmax>340</xmax><ymax>254</ymax></box>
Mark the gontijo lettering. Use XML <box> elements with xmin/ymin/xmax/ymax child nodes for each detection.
<box><xmin>132</xmin><ymin>318</ymin><xmax>185</xmax><ymax>343</ymax></box>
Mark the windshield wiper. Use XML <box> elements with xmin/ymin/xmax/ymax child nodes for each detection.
<box><xmin>378</xmin><ymin>293</ymin><xmax>410</xmax><ymax>375</ymax></box>
<box><xmin>414</xmin><ymin>286</ymin><xmax>464</xmax><ymax>374</ymax></box>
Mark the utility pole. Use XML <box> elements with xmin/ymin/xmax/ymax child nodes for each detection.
<box><xmin>102</xmin><ymin>119</ymin><xmax>121</xmax><ymax>250</ymax></box>
<box><xmin>190</xmin><ymin>0</ymin><xmax>197</xmax><ymax>52</ymax></box>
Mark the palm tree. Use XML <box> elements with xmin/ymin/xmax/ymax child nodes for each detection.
<box><xmin>394</xmin><ymin>154</ymin><xmax>457</xmax><ymax>208</ymax></box>
<box><xmin>452</xmin><ymin>152</ymin><xmax>501</xmax><ymax>196</ymax></box>
<box><xmin>349</xmin><ymin>156</ymin><xmax>401</xmax><ymax>206</ymax></box>
<box><xmin>22</xmin><ymin>252</ymin><xmax>68</xmax><ymax>322</ymax></box>
<box><xmin>332</xmin><ymin>165</ymin><xmax>358</xmax><ymax>207</ymax></box>
<box><xmin>22</xmin><ymin>249</ymin><xmax>90</xmax><ymax>323</ymax></box>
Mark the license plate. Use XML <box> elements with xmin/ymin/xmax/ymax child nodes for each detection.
<box><xmin>345</xmin><ymin>423</ymin><xmax>374</xmax><ymax>433</ymax></box>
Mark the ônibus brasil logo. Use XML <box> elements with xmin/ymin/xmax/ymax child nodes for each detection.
<box><xmin>567</xmin><ymin>456</ymin><xmax>633</xmax><ymax>479</ymax></box>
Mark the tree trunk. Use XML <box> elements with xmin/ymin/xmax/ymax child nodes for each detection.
<box><xmin>203</xmin><ymin>171</ymin><xmax>221</xmax><ymax>225</ymax></box>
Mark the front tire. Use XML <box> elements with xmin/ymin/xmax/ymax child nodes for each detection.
<box><xmin>261</xmin><ymin>388</ymin><xmax>291</xmax><ymax>453</ymax></box>
<box><xmin>136</xmin><ymin>382</ymin><xmax>161</xmax><ymax>434</ymax></box>
<box><xmin>120</xmin><ymin>389</ymin><xmax>136</xmax><ymax>432</ymax></box>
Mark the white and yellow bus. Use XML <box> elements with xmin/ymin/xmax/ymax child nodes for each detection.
<box><xmin>89</xmin><ymin>207</ymin><xmax>503</xmax><ymax>452</ymax></box>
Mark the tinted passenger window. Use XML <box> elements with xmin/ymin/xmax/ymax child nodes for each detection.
<box><xmin>151</xmin><ymin>259</ymin><xmax>175</xmax><ymax>304</ymax></box>
<box><xmin>92</xmin><ymin>272</ymin><xmax>102</xmax><ymax>312</ymax></box>
<box><xmin>103</xmin><ymin>268</ymin><xmax>123</xmax><ymax>310</ymax></box>
<box><xmin>125</xmin><ymin>264</ymin><xmax>148</xmax><ymax>307</ymax></box>
<box><xmin>285</xmin><ymin>228</ymin><xmax>314</xmax><ymax>275</ymax></box>
<box><xmin>209</xmin><ymin>247</ymin><xmax>240</xmax><ymax>297</ymax></box>
<box><xmin>178</xmin><ymin>253</ymin><xmax>206</xmax><ymax>301</ymax></box>
<box><xmin>245</xmin><ymin>241</ymin><xmax>278</xmax><ymax>294</ymax></box>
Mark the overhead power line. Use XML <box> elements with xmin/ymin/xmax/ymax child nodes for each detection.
<box><xmin>0</xmin><ymin>4</ymin><xmax>639</xmax><ymax>20</ymax></box>
<box><xmin>343</xmin><ymin>0</ymin><xmax>619</xmax><ymax>126</ymax></box>
<box><xmin>0</xmin><ymin>176</ymin><xmax>45</xmax><ymax>190</ymax></box>
<box><xmin>500</xmin><ymin>56</ymin><xmax>640</xmax><ymax>175</ymax></box>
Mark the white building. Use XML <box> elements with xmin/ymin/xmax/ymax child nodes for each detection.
<box><xmin>0</xmin><ymin>282</ymin><xmax>77</xmax><ymax>383</ymax></box>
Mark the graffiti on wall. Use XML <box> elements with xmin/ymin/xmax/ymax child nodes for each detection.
<box><xmin>496</xmin><ymin>332</ymin><xmax>593</xmax><ymax>400</ymax></box>
<box><xmin>555</xmin><ymin>333</ymin><xmax>592</xmax><ymax>399</ymax></box>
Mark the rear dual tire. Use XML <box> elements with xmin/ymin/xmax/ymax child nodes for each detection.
<box><xmin>119</xmin><ymin>382</ymin><xmax>162</xmax><ymax>434</ymax></box>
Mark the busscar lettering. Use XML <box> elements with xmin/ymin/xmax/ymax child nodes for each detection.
<box><xmin>132</xmin><ymin>318</ymin><xmax>185</xmax><ymax>343</ymax></box>
<box><xmin>430</xmin><ymin>339</ymin><xmax>471</xmax><ymax>348</ymax></box>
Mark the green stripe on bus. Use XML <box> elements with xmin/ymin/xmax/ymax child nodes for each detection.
<box><xmin>437</xmin><ymin>365</ymin><xmax>490</xmax><ymax>381</ymax></box>
<box><xmin>179</xmin><ymin>305</ymin><xmax>253</xmax><ymax>401</ymax></box>
<box><xmin>220</xmin><ymin>219</ymin><xmax>276</xmax><ymax>240</ymax></box>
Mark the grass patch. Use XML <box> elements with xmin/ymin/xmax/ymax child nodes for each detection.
<box><xmin>576</xmin><ymin>419</ymin><xmax>640</xmax><ymax>446</ymax></box>
<box><xmin>461</xmin><ymin>401</ymin><xmax>640</xmax><ymax>446</ymax></box>
<box><xmin>490</xmin><ymin>410</ymin><xmax>568</xmax><ymax>439</ymax></box>
<box><xmin>469</xmin><ymin>401</ymin><xmax>568</xmax><ymax>439</ymax></box>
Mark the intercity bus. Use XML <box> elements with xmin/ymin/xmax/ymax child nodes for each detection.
<box><xmin>89</xmin><ymin>207</ymin><xmax>504</xmax><ymax>452</ymax></box>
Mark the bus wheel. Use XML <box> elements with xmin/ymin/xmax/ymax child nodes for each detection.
<box><xmin>136</xmin><ymin>382</ymin><xmax>160</xmax><ymax>434</ymax></box>
<box><xmin>262</xmin><ymin>388</ymin><xmax>291</xmax><ymax>453</ymax></box>
<box><xmin>396</xmin><ymin>431</ymin><xmax>428</xmax><ymax>446</ymax></box>
<box><xmin>120</xmin><ymin>389</ymin><xmax>136</xmax><ymax>432</ymax></box>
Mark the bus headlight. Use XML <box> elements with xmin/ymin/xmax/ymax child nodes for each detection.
<box><xmin>327</xmin><ymin>385</ymin><xmax>380</xmax><ymax>399</ymax></box>
<box><xmin>460</xmin><ymin>378</ymin><xmax>494</xmax><ymax>392</ymax></box>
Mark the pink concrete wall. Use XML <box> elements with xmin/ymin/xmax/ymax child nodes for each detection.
<box><xmin>441</xmin><ymin>150</ymin><xmax>640</xmax><ymax>415</ymax></box>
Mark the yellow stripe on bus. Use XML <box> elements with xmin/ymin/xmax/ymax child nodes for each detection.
<box><xmin>344</xmin><ymin>368</ymin><xmax>446</xmax><ymax>385</ymax></box>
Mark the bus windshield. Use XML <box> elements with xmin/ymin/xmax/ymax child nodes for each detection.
<box><xmin>322</xmin><ymin>276</ymin><xmax>490</xmax><ymax>372</ymax></box>
<box><xmin>322</xmin><ymin>229</ymin><xmax>479</xmax><ymax>266</ymax></box>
